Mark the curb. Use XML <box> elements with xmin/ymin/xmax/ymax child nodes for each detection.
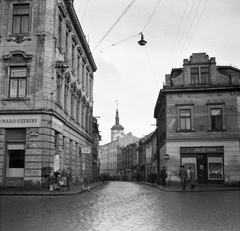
<box><xmin>137</xmin><ymin>181</ymin><xmax>240</xmax><ymax>192</ymax></box>
<box><xmin>0</xmin><ymin>183</ymin><xmax>104</xmax><ymax>196</ymax></box>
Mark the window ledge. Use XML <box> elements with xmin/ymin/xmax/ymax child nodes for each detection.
<box><xmin>177</xmin><ymin>129</ymin><xmax>195</xmax><ymax>133</ymax></box>
<box><xmin>207</xmin><ymin>129</ymin><xmax>226</xmax><ymax>132</ymax></box>
<box><xmin>3</xmin><ymin>97</ymin><xmax>30</xmax><ymax>101</ymax></box>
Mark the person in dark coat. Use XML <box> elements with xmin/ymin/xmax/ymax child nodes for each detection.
<box><xmin>179</xmin><ymin>165</ymin><xmax>188</xmax><ymax>190</ymax></box>
<box><xmin>160</xmin><ymin>166</ymin><xmax>167</xmax><ymax>187</ymax></box>
<box><xmin>189</xmin><ymin>167</ymin><xmax>195</xmax><ymax>189</ymax></box>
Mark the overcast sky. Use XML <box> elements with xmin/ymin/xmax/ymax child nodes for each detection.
<box><xmin>74</xmin><ymin>0</ymin><xmax>240</xmax><ymax>144</ymax></box>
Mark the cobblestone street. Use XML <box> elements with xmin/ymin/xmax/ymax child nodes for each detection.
<box><xmin>1</xmin><ymin>182</ymin><xmax>240</xmax><ymax>231</ymax></box>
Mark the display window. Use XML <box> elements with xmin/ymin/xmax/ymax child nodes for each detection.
<box><xmin>208</xmin><ymin>157</ymin><xmax>223</xmax><ymax>180</ymax></box>
<box><xmin>181</xmin><ymin>157</ymin><xmax>197</xmax><ymax>179</ymax></box>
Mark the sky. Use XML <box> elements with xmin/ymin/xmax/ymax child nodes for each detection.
<box><xmin>73</xmin><ymin>0</ymin><xmax>240</xmax><ymax>144</ymax></box>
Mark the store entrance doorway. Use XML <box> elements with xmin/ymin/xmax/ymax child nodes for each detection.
<box><xmin>197</xmin><ymin>154</ymin><xmax>208</xmax><ymax>184</ymax></box>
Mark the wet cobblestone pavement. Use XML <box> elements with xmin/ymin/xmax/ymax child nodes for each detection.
<box><xmin>1</xmin><ymin>182</ymin><xmax>240</xmax><ymax>231</ymax></box>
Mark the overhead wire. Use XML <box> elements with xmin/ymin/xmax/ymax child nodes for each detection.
<box><xmin>171</xmin><ymin>0</ymin><xmax>196</xmax><ymax>67</ymax></box>
<box><xmin>92</xmin><ymin>0</ymin><xmax>137</xmax><ymax>52</ymax></box>
<box><xmin>144</xmin><ymin>45</ymin><xmax>159</xmax><ymax>88</ymax></box>
<box><xmin>141</xmin><ymin>0</ymin><xmax>162</xmax><ymax>33</ymax></box>
<box><xmin>183</xmin><ymin>0</ymin><xmax>208</xmax><ymax>58</ymax></box>
<box><xmin>177</xmin><ymin>0</ymin><xmax>202</xmax><ymax>63</ymax></box>
<box><xmin>80</xmin><ymin>0</ymin><xmax>90</xmax><ymax>23</ymax></box>
<box><xmin>166</xmin><ymin>0</ymin><xmax>189</xmax><ymax>73</ymax></box>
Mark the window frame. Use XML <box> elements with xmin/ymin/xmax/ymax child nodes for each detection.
<box><xmin>176</xmin><ymin>104</ymin><xmax>194</xmax><ymax>132</ymax></box>
<box><xmin>9</xmin><ymin>66</ymin><xmax>27</xmax><ymax>98</ymax></box>
<box><xmin>207</xmin><ymin>104</ymin><xmax>225</xmax><ymax>131</ymax></box>
<box><xmin>12</xmin><ymin>3</ymin><xmax>30</xmax><ymax>35</ymax></box>
<box><xmin>180</xmin><ymin>109</ymin><xmax>191</xmax><ymax>130</ymax></box>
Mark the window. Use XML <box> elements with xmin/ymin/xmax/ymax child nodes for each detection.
<box><xmin>72</xmin><ymin>43</ymin><xmax>75</xmax><ymax>69</ymax></box>
<box><xmin>12</xmin><ymin>4</ymin><xmax>29</xmax><ymax>34</ymax></box>
<box><xmin>56</xmin><ymin>75</ymin><xmax>62</xmax><ymax>104</ymax></box>
<box><xmin>190</xmin><ymin>67</ymin><xmax>199</xmax><ymax>84</ymax></box>
<box><xmin>77</xmin><ymin>54</ymin><xmax>81</xmax><ymax>78</ymax></box>
<box><xmin>211</xmin><ymin>108</ymin><xmax>222</xmax><ymax>130</ymax></box>
<box><xmin>82</xmin><ymin>63</ymin><xmax>85</xmax><ymax>89</ymax></box>
<box><xmin>71</xmin><ymin>93</ymin><xmax>75</xmax><ymax>118</ymax></box>
<box><xmin>9</xmin><ymin>67</ymin><xmax>27</xmax><ymax>98</ymax></box>
<box><xmin>76</xmin><ymin>100</ymin><xmax>80</xmax><ymax>123</ymax></box>
<box><xmin>58</xmin><ymin>15</ymin><xmax>62</xmax><ymax>45</ymax></box>
<box><xmin>81</xmin><ymin>105</ymin><xmax>84</xmax><ymax>127</ymax></box>
<box><xmin>201</xmin><ymin>67</ymin><xmax>209</xmax><ymax>84</ymax></box>
<box><xmin>64</xmin><ymin>82</ymin><xmax>68</xmax><ymax>111</ymax></box>
<box><xmin>180</xmin><ymin>109</ymin><xmax>191</xmax><ymax>130</ymax></box>
<box><xmin>65</xmin><ymin>31</ymin><xmax>69</xmax><ymax>55</ymax></box>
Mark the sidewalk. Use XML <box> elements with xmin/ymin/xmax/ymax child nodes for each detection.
<box><xmin>139</xmin><ymin>181</ymin><xmax>240</xmax><ymax>192</ymax></box>
<box><xmin>0</xmin><ymin>181</ymin><xmax>104</xmax><ymax>196</ymax></box>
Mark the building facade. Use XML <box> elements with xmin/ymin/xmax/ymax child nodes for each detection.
<box><xmin>154</xmin><ymin>53</ymin><xmax>240</xmax><ymax>186</ymax></box>
<box><xmin>0</xmin><ymin>0</ymin><xmax>97</xmax><ymax>188</ymax></box>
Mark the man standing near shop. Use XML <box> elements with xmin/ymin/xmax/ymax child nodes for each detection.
<box><xmin>179</xmin><ymin>165</ymin><xmax>188</xmax><ymax>190</ymax></box>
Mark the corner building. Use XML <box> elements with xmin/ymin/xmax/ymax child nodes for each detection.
<box><xmin>0</xmin><ymin>0</ymin><xmax>97</xmax><ymax>188</ymax></box>
<box><xmin>154</xmin><ymin>53</ymin><xmax>240</xmax><ymax>186</ymax></box>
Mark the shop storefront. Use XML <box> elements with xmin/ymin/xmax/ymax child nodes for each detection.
<box><xmin>180</xmin><ymin>146</ymin><xmax>224</xmax><ymax>184</ymax></box>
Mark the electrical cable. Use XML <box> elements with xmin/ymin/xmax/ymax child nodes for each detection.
<box><xmin>81</xmin><ymin>0</ymin><xmax>90</xmax><ymax>23</ymax></box>
<box><xmin>183</xmin><ymin>0</ymin><xmax>208</xmax><ymax>58</ymax></box>
<box><xmin>141</xmin><ymin>0</ymin><xmax>162</xmax><ymax>33</ymax></box>
<box><xmin>92</xmin><ymin>0</ymin><xmax>137</xmax><ymax>52</ymax></box>
<box><xmin>166</xmin><ymin>0</ymin><xmax>189</xmax><ymax>73</ymax></box>
<box><xmin>77</xmin><ymin>0</ymin><xmax>84</xmax><ymax>18</ymax></box>
<box><xmin>177</xmin><ymin>0</ymin><xmax>202</xmax><ymax>63</ymax></box>
<box><xmin>144</xmin><ymin>45</ymin><xmax>159</xmax><ymax>88</ymax></box>
<box><xmin>97</xmin><ymin>33</ymin><xmax>141</xmax><ymax>53</ymax></box>
<box><xmin>172</xmin><ymin>0</ymin><xmax>196</xmax><ymax>67</ymax></box>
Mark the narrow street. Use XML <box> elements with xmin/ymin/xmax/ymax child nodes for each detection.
<box><xmin>1</xmin><ymin>182</ymin><xmax>240</xmax><ymax>231</ymax></box>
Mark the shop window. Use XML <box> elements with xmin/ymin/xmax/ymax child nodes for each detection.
<box><xmin>210</xmin><ymin>108</ymin><xmax>223</xmax><ymax>130</ymax></box>
<box><xmin>180</xmin><ymin>109</ymin><xmax>191</xmax><ymax>130</ymax></box>
<box><xmin>12</xmin><ymin>4</ymin><xmax>30</xmax><ymax>34</ymax></box>
<box><xmin>9</xmin><ymin>67</ymin><xmax>27</xmax><ymax>98</ymax></box>
<box><xmin>208</xmin><ymin>157</ymin><xmax>223</xmax><ymax>180</ymax></box>
<box><xmin>9</xmin><ymin>150</ymin><xmax>25</xmax><ymax>168</ymax></box>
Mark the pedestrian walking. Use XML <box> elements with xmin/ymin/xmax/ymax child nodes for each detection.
<box><xmin>84</xmin><ymin>175</ymin><xmax>90</xmax><ymax>192</ymax></box>
<box><xmin>166</xmin><ymin>168</ymin><xmax>170</xmax><ymax>187</ymax></box>
<box><xmin>48</xmin><ymin>170</ymin><xmax>55</xmax><ymax>191</ymax></box>
<box><xmin>66</xmin><ymin>168</ymin><xmax>72</xmax><ymax>191</ymax></box>
<box><xmin>61</xmin><ymin>166</ymin><xmax>67</xmax><ymax>189</ymax></box>
<box><xmin>189</xmin><ymin>167</ymin><xmax>195</xmax><ymax>189</ymax></box>
<box><xmin>179</xmin><ymin>165</ymin><xmax>188</xmax><ymax>190</ymax></box>
<box><xmin>160</xmin><ymin>166</ymin><xmax>167</xmax><ymax>188</ymax></box>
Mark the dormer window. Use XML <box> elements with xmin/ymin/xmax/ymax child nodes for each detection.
<box><xmin>190</xmin><ymin>67</ymin><xmax>209</xmax><ymax>85</ymax></box>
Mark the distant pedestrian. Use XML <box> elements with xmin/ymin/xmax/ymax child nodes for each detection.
<box><xmin>179</xmin><ymin>165</ymin><xmax>188</xmax><ymax>190</ymax></box>
<box><xmin>84</xmin><ymin>175</ymin><xmax>90</xmax><ymax>192</ymax></box>
<box><xmin>61</xmin><ymin>167</ymin><xmax>67</xmax><ymax>189</ymax></box>
<box><xmin>189</xmin><ymin>167</ymin><xmax>195</xmax><ymax>189</ymax></box>
<box><xmin>160</xmin><ymin>166</ymin><xmax>167</xmax><ymax>188</ymax></box>
<box><xmin>66</xmin><ymin>168</ymin><xmax>72</xmax><ymax>191</ymax></box>
<box><xmin>48</xmin><ymin>170</ymin><xmax>55</xmax><ymax>191</ymax></box>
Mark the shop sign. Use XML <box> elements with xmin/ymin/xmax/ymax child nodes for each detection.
<box><xmin>181</xmin><ymin>146</ymin><xmax>224</xmax><ymax>154</ymax></box>
<box><xmin>82</xmin><ymin>147</ymin><xmax>91</xmax><ymax>154</ymax></box>
<box><xmin>0</xmin><ymin>115</ymin><xmax>41</xmax><ymax>128</ymax></box>
<box><xmin>52</xmin><ymin>117</ymin><xmax>64</xmax><ymax>133</ymax></box>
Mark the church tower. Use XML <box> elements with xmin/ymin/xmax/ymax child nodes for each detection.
<box><xmin>111</xmin><ymin>103</ymin><xmax>124</xmax><ymax>141</ymax></box>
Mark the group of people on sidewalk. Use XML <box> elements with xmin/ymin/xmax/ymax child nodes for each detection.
<box><xmin>48</xmin><ymin>166</ymin><xmax>72</xmax><ymax>192</ymax></box>
<box><xmin>158</xmin><ymin>165</ymin><xmax>195</xmax><ymax>190</ymax></box>
<box><xmin>179</xmin><ymin>165</ymin><xmax>195</xmax><ymax>190</ymax></box>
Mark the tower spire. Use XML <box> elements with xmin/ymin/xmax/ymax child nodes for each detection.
<box><xmin>115</xmin><ymin>99</ymin><xmax>119</xmax><ymax>125</ymax></box>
